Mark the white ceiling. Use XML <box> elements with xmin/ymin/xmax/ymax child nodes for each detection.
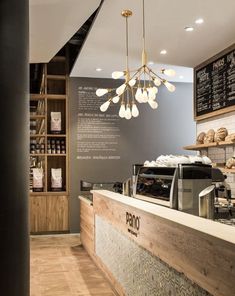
<box><xmin>29</xmin><ymin>0</ymin><xmax>235</xmax><ymax>82</ymax></box>
<box><xmin>29</xmin><ymin>0</ymin><xmax>101</xmax><ymax>63</ymax></box>
<box><xmin>70</xmin><ymin>0</ymin><xmax>235</xmax><ymax>82</ymax></box>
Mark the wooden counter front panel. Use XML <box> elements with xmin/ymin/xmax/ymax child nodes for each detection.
<box><xmin>80</xmin><ymin>200</ymin><xmax>94</xmax><ymax>256</ymax></box>
<box><xmin>93</xmin><ymin>192</ymin><xmax>235</xmax><ymax>296</ymax></box>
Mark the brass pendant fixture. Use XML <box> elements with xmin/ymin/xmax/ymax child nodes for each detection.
<box><xmin>96</xmin><ymin>0</ymin><xmax>176</xmax><ymax>120</ymax></box>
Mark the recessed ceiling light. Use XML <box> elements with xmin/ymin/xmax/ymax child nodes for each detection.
<box><xmin>179</xmin><ymin>75</ymin><xmax>184</xmax><ymax>79</ymax></box>
<box><xmin>96</xmin><ymin>68</ymin><xmax>102</xmax><ymax>72</ymax></box>
<box><xmin>184</xmin><ymin>26</ymin><xmax>194</xmax><ymax>32</ymax></box>
<box><xmin>148</xmin><ymin>61</ymin><xmax>154</xmax><ymax>65</ymax></box>
<box><xmin>195</xmin><ymin>18</ymin><xmax>204</xmax><ymax>24</ymax></box>
<box><xmin>160</xmin><ymin>50</ymin><xmax>167</xmax><ymax>55</ymax></box>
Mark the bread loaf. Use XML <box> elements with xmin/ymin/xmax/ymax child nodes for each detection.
<box><xmin>225</xmin><ymin>133</ymin><xmax>235</xmax><ymax>142</ymax></box>
<box><xmin>214</xmin><ymin>127</ymin><xmax>228</xmax><ymax>142</ymax></box>
<box><xmin>204</xmin><ymin>129</ymin><xmax>215</xmax><ymax>144</ymax></box>
<box><xmin>226</xmin><ymin>157</ymin><xmax>235</xmax><ymax>169</ymax></box>
<box><xmin>196</xmin><ymin>132</ymin><xmax>206</xmax><ymax>144</ymax></box>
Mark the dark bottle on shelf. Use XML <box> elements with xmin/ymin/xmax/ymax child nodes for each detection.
<box><xmin>56</xmin><ymin>145</ymin><xmax>61</xmax><ymax>154</ymax></box>
<box><xmin>35</xmin><ymin>144</ymin><xmax>40</xmax><ymax>154</ymax></box>
<box><xmin>40</xmin><ymin>143</ymin><xmax>45</xmax><ymax>154</ymax></box>
<box><xmin>51</xmin><ymin>144</ymin><xmax>56</xmax><ymax>154</ymax></box>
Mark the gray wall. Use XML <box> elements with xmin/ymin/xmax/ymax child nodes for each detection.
<box><xmin>69</xmin><ymin>77</ymin><xmax>195</xmax><ymax>232</ymax></box>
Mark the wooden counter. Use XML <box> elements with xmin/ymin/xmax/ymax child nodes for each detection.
<box><xmin>80</xmin><ymin>190</ymin><xmax>235</xmax><ymax>296</ymax></box>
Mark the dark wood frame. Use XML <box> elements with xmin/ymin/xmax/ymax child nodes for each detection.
<box><xmin>194</xmin><ymin>43</ymin><xmax>235</xmax><ymax>121</ymax></box>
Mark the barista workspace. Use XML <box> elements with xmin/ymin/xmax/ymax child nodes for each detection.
<box><xmin>2</xmin><ymin>0</ymin><xmax>235</xmax><ymax>296</ymax></box>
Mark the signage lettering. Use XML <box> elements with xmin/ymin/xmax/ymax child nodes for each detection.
<box><xmin>126</xmin><ymin>212</ymin><xmax>140</xmax><ymax>237</ymax></box>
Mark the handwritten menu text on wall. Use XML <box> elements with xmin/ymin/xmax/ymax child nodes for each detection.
<box><xmin>195</xmin><ymin>46</ymin><xmax>235</xmax><ymax>119</ymax></box>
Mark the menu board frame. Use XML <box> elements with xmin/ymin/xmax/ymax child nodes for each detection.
<box><xmin>194</xmin><ymin>43</ymin><xmax>235</xmax><ymax>121</ymax></box>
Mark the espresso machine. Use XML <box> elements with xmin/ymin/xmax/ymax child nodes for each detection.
<box><xmin>211</xmin><ymin>168</ymin><xmax>234</xmax><ymax>219</ymax></box>
<box><xmin>134</xmin><ymin>163</ymin><xmax>213</xmax><ymax>215</ymax></box>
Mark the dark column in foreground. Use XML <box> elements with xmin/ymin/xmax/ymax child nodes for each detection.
<box><xmin>0</xmin><ymin>0</ymin><xmax>29</xmax><ymax>295</ymax></box>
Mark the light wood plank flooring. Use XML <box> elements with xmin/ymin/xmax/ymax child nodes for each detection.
<box><xmin>30</xmin><ymin>234</ymin><xmax>116</xmax><ymax>296</ymax></box>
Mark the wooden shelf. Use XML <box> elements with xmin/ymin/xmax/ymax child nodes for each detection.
<box><xmin>47</xmin><ymin>74</ymin><xmax>66</xmax><ymax>80</ymax></box>
<box><xmin>47</xmin><ymin>134</ymin><xmax>66</xmax><ymax>137</ymax></box>
<box><xmin>30</xmin><ymin>191</ymin><xmax>68</xmax><ymax>196</ymax></box>
<box><xmin>30</xmin><ymin>134</ymin><xmax>45</xmax><ymax>137</ymax></box>
<box><xmin>46</xmin><ymin>94</ymin><xmax>67</xmax><ymax>100</ymax></box>
<box><xmin>184</xmin><ymin>141</ymin><xmax>235</xmax><ymax>151</ymax></box>
<box><xmin>183</xmin><ymin>142</ymin><xmax>217</xmax><ymax>150</ymax></box>
<box><xmin>29</xmin><ymin>51</ymin><xmax>69</xmax><ymax>233</ymax></box>
<box><xmin>30</xmin><ymin>94</ymin><xmax>46</xmax><ymax>100</ymax></box>
<box><xmin>46</xmin><ymin>154</ymin><xmax>66</xmax><ymax>157</ymax></box>
<box><xmin>218</xmin><ymin>141</ymin><xmax>235</xmax><ymax>146</ymax></box>
<box><xmin>219</xmin><ymin>168</ymin><xmax>235</xmax><ymax>174</ymax></box>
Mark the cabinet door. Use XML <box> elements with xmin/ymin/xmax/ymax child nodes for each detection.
<box><xmin>30</xmin><ymin>196</ymin><xmax>47</xmax><ymax>232</ymax></box>
<box><xmin>46</xmin><ymin>195</ymin><xmax>69</xmax><ymax>231</ymax></box>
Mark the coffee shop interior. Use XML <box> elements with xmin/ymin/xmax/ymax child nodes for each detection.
<box><xmin>1</xmin><ymin>0</ymin><xmax>235</xmax><ymax>295</ymax></box>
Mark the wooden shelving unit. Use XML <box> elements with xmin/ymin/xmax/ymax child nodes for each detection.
<box><xmin>184</xmin><ymin>141</ymin><xmax>235</xmax><ymax>151</ymax></box>
<box><xmin>184</xmin><ymin>141</ymin><xmax>235</xmax><ymax>174</ymax></box>
<box><xmin>29</xmin><ymin>49</ymin><xmax>69</xmax><ymax>233</ymax></box>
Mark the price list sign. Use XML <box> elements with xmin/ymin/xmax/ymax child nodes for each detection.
<box><xmin>194</xmin><ymin>44</ymin><xmax>235</xmax><ymax>120</ymax></box>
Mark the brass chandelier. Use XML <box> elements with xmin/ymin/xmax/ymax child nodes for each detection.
<box><xmin>96</xmin><ymin>0</ymin><xmax>176</xmax><ymax>120</ymax></box>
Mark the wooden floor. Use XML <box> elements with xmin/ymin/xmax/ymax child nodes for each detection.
<box><xmin>30</xmin><ymin>234</ymin><xmax>116</xmax><ymax>296</ymax></box>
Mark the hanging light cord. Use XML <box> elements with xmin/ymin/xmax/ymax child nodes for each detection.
<box><xmin>125</xmin><ymin>15</ymin><xmax>129</xmax><ymax>71</ymax></box>
<box><xmin>142</xmin><ymin>0</ymin><xmax>146</xmax><ymax>52</ymax></box>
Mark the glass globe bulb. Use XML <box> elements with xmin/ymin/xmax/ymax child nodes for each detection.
<box><xmin>154</xmin><ymin>77</ymin><xmax>161</xmax><ymax>87</ymax></box>
<box><xmin>96</xmin><ymin>88</ymin><xmax>108</xmax><ymax>97</ymax></box>
<box><xmin>112</xmin><ymin>96</ymin><xmax>120</xmax><ymax>103</ymax></box>
<box><xmin>147</xmin><ymin>87</ymin><xmax>156</xmax><ymax>101</ymax></box>
<box><xmin>129</xmin><ymin>79</ymin><xmax>136</xmax><ymax>87</ymax></box>
<box><xmin>125</xmin><ymin>105</ymin><xmax>132</xmax><ymax>120</ymax></box>
<box><xmin>100</xmin><ymin>100</ymin><xmax>110</xmax><ymax>112</ymax></box>
<box><xmin>164</xmin><ymin>81</ymin><xmax>176</xmax><ymax>92</ymax></box>
<box><xmin>119</xmin><ymin>104</ymin><xmax>126</xmax><ymax>118</ymax></box>
<box><xmin>112</xmin><ymin>71</ymin><xmax>124</xmax><ymax>79</ymax></box>
<box><xmin>142</xmin><ymin>89</ymin><xmax>149</xmax><ymax>103</ymax></box>
<box><xmin>135</xmin><ymin>87</ymin><xmax>143</xmax><ymax>103</ymax></box>
<box><xmin>116</xmin><ymin>83</ymin><xmax>126</xmax><ymax>95</ymax></box>
<box><xmin>163</xmin><ymin>69</ymin><xmax>176</xmax><ymax>77</ymax></box>
<box><xmin>148</xmin><ymin>100</ymin><xmax>158</xmax><ymax>109</ymax></box>
<box><xmin>131</xmin><ymin>103</ymin><xmax>139</xmax><ymax>117</ymax></box>
<box><xmin>152</xmin><ymin>86</ymin><xmax>158</xmax><ymax>94</ymax></box>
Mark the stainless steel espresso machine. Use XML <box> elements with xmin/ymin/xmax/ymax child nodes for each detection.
<box><xmin>134</xmin><ymin>163</ymin><xmax>212</xmax><ymax>216</ymax></box>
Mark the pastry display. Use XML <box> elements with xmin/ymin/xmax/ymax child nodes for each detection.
<box><xmin>214</xmin><ymin>127</ymin><xmax>228</xmax><ymax>142</ymax></box>
<box><xmin>196</xmin><ymin>132</ymin><xmax>206</xmax><ymax>144</ymax></box>
<box><xmin>225</xmin><ymin>133</ymin><xmax>235</xmax><ymax>142</ymax></box>
<box><xmin>226</xmin><ymin>157</ymin><xmax>235</xmax><ymax>169</ymax></box>
<box><xmin>144</xmin><ymin>154</ymin><xmax>212</xmax><ymax>167</ymax></box>
<box><xmin>203</xmin><ymin>129</ymin><xmax>215</xmax><ymax>144</ymax></box>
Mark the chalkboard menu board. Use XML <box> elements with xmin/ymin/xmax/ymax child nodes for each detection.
<box><xmin>194</xmin><ymin>44</ymin><xmax>235</xmax><ymax>120</ymax></box>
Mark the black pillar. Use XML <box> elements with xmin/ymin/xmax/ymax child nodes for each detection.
<box><xmin>0</xmin><ymin>0</ymin><xmax>29</xmax><ymax>295</ymax></box>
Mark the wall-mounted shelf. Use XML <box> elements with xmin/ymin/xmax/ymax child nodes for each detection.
<box><xmin>184</xmin><ymin>141</ymin><xmax>235</xmax><ymax>151</ymax></box>
<box><xmin>220</xmin><ymin>168</ymin><xmax>235</xmax><ymax>174</ymax></box>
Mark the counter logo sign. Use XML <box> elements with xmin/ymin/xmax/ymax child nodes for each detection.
<box><xmin>126</xmin><ymin>212</ymin><xmax>140</xmax><ymax>237</ymax></box>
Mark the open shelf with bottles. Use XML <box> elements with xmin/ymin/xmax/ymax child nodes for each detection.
<box><xmin>30</xmin><ymin>53</ymin><xmax>68</xmax><ymax>195</ymax></box>
<box><xmin>29</xmin><ymin>49</ymin><xmax>69</xmax><ymax>233</ymax></box>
